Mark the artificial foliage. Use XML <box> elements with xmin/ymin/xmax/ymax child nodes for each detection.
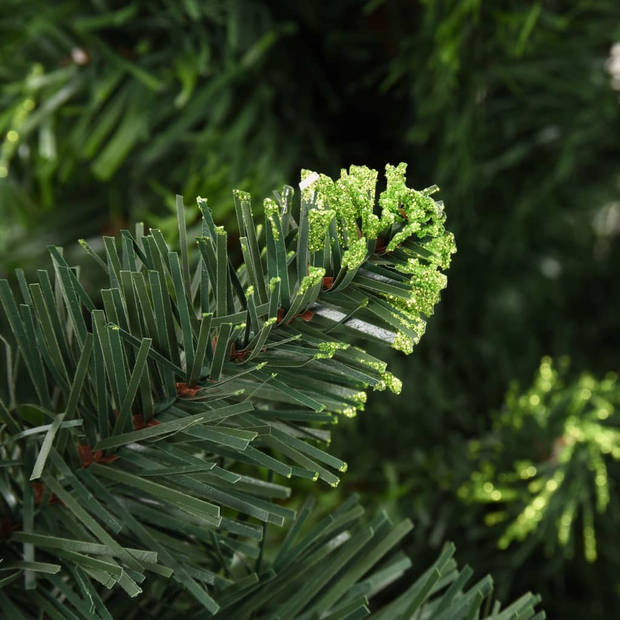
<box><xmin>0</xmin><ymin>165</ymin><xmax>542</xmax><ymax>617</ymax></box>
<box><xmin>312</xmin><ymin>4</ymin><xmax>620</xmax><ymax>616</ymax></box>
<box><xmin>459</xmin><ymin>357</ymin><xmax>620</xmax><ymax>564</ymax></box>
<box><xmin>3</xmin><ymin>1</ymin><xmax>619</xmax><ymax>617</ymax></box>
<box><xmin>0</xmin><ymin>0</ymin><xmax>347</xmax><ymax>271</ymax></box>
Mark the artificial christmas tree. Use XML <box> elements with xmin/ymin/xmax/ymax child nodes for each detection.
<box><xmin>0</xmin><ymin>164</ymin><xmax>542</xmax><ymax>617</ymax></box>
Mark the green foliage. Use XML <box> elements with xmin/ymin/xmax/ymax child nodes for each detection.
<box><xmin>2</xmin><ymin>0</ymin><xmax>619</xmax><ymax>616</ymax></box>
<box><xmin>0</xmin><ymin>0</ymin><xmax>321</xmax><ymax>269</ymax></box>
<box><xmin>211</xmin><ymin>496</ymin><xmax>543</xmax><ymax>620</ymax></box>
<box><xmin>0</xmin><ymin>166</ymin><xmax>540</xmax><ymax>617</ymax></box>
<box><xmin>317</xmin><ymin>3</ymin><xmax>620</xmax><ymax>616</ymax></box>
<box><xmin>459</xmin><ymin>358</ymin><xmax>620</xmax><ymax>564</ymax></box>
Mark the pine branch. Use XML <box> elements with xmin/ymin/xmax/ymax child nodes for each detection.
<box><xmin>459</xmin><ymin>357</ymin><xmax>620</xmax><ymax>565</ymax></box>
<box><xmin>0</xmin><ymin>163</ymin><xmax>541</xmax><ymax>617</ymax></box>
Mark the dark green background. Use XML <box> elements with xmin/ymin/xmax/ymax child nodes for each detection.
<box><xmin>1</xmin><ymin>1</ymin><xmax>619</xmax><ymax>616</ymax></box>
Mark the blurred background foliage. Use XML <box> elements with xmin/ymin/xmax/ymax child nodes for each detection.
<box><xmin>1</xmin><ymin>0</ymin><xmax>620</xmax><ymax>617</ymax></box>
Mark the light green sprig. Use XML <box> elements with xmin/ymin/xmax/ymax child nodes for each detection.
<box><xmin>459</xmin><ymin>357</ymin><xmax>620</xmax><ymax>563</ymax></box>
<box><xmin>300</xmin><ymin>163</ymin><xmax>455</xmax><ymax>266</ymax></box>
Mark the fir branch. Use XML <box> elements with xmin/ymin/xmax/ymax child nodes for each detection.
<box><xmin>459</xmin><ymin>357</ymin><xmax>620</xmax><ymax>564</ymax></box>
<box><xmin>0</xmin><ymin>165</ymin><xmax>541</xmax><ymax>617</ymax></box>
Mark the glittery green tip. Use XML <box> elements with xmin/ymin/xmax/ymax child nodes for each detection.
<box><xmin>341</xmin><ymin>237</ymin><xmax>367</xmax><ymax>271</ymax></box>
<box><xmin>299</xmin><ymin>162</ymin><xmax>455</xmax><ymax>267</ymax></box>
<box><xmin>383</xmin><ymin>372</ymin><xmax>402</xmax><ymax>395</ymax></box>
<box><xmin>232</xmin><ymin>188</ymin><xmax>251</xmax><ymax>203</ymax></box>
<box><xmin>308</xmin><ymin>208</ymin><xmax>335</xmax><ymax>252</ymax></box>
<box><xmin>299</xmin><ymin>266</ymin><xmax>325</xmax><ymax>293</ymax></box>
<box><xmin>315</xmin><ymin>341</ymin><xmax>350</xmax><ymax>360</ymax></box>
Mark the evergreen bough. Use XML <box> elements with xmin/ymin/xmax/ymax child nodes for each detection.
<box><xmin>0</xmin><ymin>164</ymin><xmax>541</xmax><ymax>618</ymax></box>
<box><xmin>460</xmin><ymin>357</ymin><xmax>620</xmax><ymax>564</ymax></box>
